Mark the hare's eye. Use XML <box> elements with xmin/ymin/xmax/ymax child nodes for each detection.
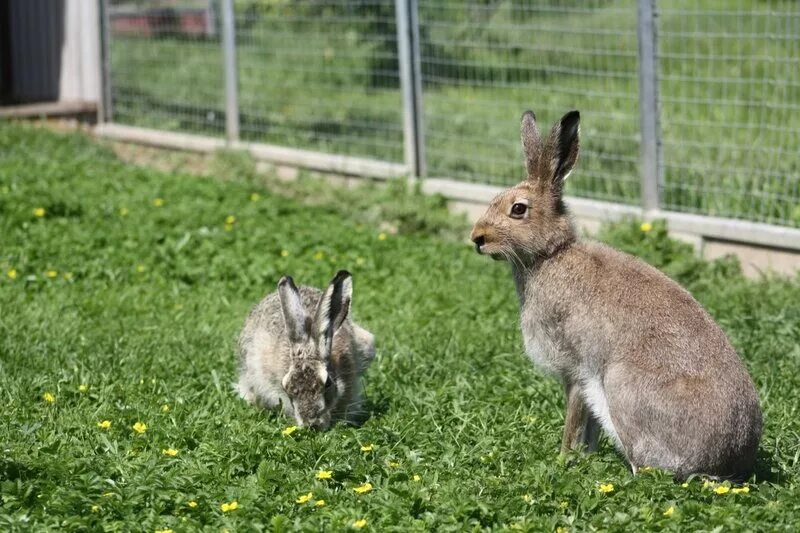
<box><xmin>325</xmin><ymin>376</ymin><xmax>334</xmax><ymax>389</ymax></box>
<box><xmin>510</xmin><ymin>202</ymin><xmax>528</xmax><ymax>217</ymax></box>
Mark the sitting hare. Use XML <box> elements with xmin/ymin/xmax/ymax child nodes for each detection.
<box><xmin>237</xmin><ymin>271</ymin><xmax>375</xmax><ymax>429</ymax></box>
<box><xmin>470</xmin><ymin>110</ymin><xmax>762</xmax><ymax>480</ymax></box>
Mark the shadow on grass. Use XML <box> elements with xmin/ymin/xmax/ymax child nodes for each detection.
<box><xmin>344</xmin><ymin>393</ymin><xmax>389</xmax><ymax>428</ymax></box>
<box><xmin>754</xmin><ymin>448</ymin><xmax>785</xmax><ymax>485</ymax></box>
<box><xmin>0</xmin><ymin>458</ymin><xmax>41</xmax><ymax>482</ymax></box>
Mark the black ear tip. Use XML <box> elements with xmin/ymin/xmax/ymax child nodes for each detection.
<box><xmin>562</xmin><ymin>110</ymin><xmax>580</xmax><ymax>124</ymax></box>
<box><xmin>278</xmin><ymin>275</ymin><xmax>296</xmax><ymax>289</ymax></box>
<box><xmin>521</xmin><ymin>110</ymin><xmax>536</xmax><ymax>122</ymax></box>
<box><xmin>332</xmin><ymin>270</ymin><xmax>352</xmax><ymax>284</ymax></box>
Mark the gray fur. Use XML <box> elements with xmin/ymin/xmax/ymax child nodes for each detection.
<box><xmin>237</xmin><ymin>272</ymin><xmax>375</xmax><ymax>430</ymax></box>
<box><xmin>471</xmin><ymin>110</ymin><xmax>762</xmax><ymax>480</ymax></box>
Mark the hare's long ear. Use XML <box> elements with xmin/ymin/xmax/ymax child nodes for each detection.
<box><xmin>521</xmin><ymin>110</ymin><xmax>542</xmax><ymax>179</ymax></box>
<box><xmin>315</xmin><ymin>270</ymin><xmax>353</xmax><ymax>359</ymax></box>
<box><xmin>278</xmin><ymin>276</ymin><xmax>309</xmax><ymax>345</ymax></box>
<box><xmin>542</xmin><ymin>110</ymin><xmax>580</xmax><ymax>197</ymax></box>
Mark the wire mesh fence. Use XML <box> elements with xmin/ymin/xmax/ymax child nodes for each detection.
<box><xmin>106</xmin><ymin>0</ymin><xmax>225</xmax><ymax>136</ymax></box>
<box><xmin>102</xmin><ymin>0</ymin><xmax>800</xmax><ymax>229</ymax></box>
<box><xmin>418</xmin><ymin>0</ymin><xmax>641</xmax><ymax>204</ymax></box>
<box><xmin>234</xmin><ymin>1</ymin><xmax>404</xmax><ymax>161</ymax></box>
<box><xmin>657</xmin><ymin>0</ymin><xmax>800</xmax><ymax>227</ymax></box>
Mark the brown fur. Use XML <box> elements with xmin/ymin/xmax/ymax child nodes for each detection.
<box><xmin>471</xmin><ymin>110</ymin><xmax>762</xmax><ymax>480</ymax></box>
<box><xmin>237</xmin><ymin>272</ymin><xmax>375</xmax><ymax>430</ymax></box>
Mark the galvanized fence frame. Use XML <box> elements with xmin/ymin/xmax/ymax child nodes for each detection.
<box><xmin>96</xmin><ymin>0</ymin><xmax>800</xmax><ymax>251</ymax></box>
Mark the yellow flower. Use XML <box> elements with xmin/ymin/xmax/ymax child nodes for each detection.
<box><xmin>280</xmin><ymin>250</ymin><xmax>289</xmax><ymax>257</ymax></box>
<box><xmin>102</xmin><ymin>492</ymin><xmax>114</xmax><ymax>498</ymax></box>
<box><xmin>296</xmin><ymin>492</ymin><xmax>313</xmax><ymax>504</ymax></box>
<box><xmin>162</xmin><ymin>448</ymin><xmax>179</xmax><ymax>457</ymax></box>
<box><xmin>119</xmin><ymin>207</ymin><xmax>129</xmax><ymax>216</ymax></box>
<box><xmin>160</xmin><ymin>404</ymin><xmax>170</xmax><ymax>413</ymax></box>
<box><xmin>732</xmin><ymin>486</ymin><xmax>750</xmax><ymax>494</ymax></box>
<box><xmin>315</xmin><ymin>499</ymin><xmax>326</xmax><ymax>507</ymax></box>
<box><xmin>224</xmin><ymin>224</ymin><xmax>234</xmax><ymax>232</ymax></box>
<box><xmin>559</xmin><ymin>501</ymin><xmax>569</xmax><ymax>510</ymax></box>
<box><xmin>352</xmin><ymin>519</ymin><xmax>367</xmax><ymax>529</ymax></box>
<box><xmin>63</xmin><ymin>272</ymin><xmax>73</xmax><ymax>281</ymax></box>
<box><xmin>556</xmin><ymin>528</ymin><xmax>568</xmax><ymax>533</ymax></box>
<box><xmin>282</xmin><ymin>425</ymin><xmax>297</xmax><ymax>437</ymax></box>
<box><xmin>7</xmin><ymin>268</ymin><xmax>18</xmax><ymax>279</ymax></box>
<box><xmin>640</xmin><ymin>222</ymin><xmax>653</xmax><ymax>233</ymax></box>
<box><xmin>314</xmin><ymin>251</ymin><xmax>325</xmax><ymax>261</ymax></box>
<box><xmin>714</xmin><ymin>485</ymin><xmax>730</xmax><ymax>495</ymax></box>
<box><xmin>353</xmin><ymin>482</ymin><xmax>373</xmax><ymax>494</ymax></box>
<box><xmin>663</xmin><ymin>506</ymin><xmax>675</xmax><ymax>517</ymax></box>
<box><xmin>33</xmin><ymin>207</ymin><xmax>46</xmax><ymax>217</ymax></box>
<box><xmin>136</xmin><ymin>265</ymin><xmax>146</xmax><ymax>273</ymax></box>
<box><xmin>155</xmin><ymin>529</ymin><xmax>173</xmax><ymax>533</ymax></box>
<box><xmin>42</xmin><ymin>392</ymin><xmax>55</xmax><ymax>403</ymax></box>
<box><xmin>91</xmin><ymin>505</ymin><xmax>100</xmax><ymax>513</ymax></box>
<box><xmin>220</xmin><ymin>500</ymin><xmax>238</xmax><ymax>512</ymax></box>
<box><xmin>250</xmin><ymin>193</ymin><xmax>261</xmax><ymax>202</ymax></box>
<box><xmin>78</xmin><ymin>384</ymin><xmax>88</xmax><ymax>393</ymax></box>
<box><xmin>703</xmin><ymin>480</ymin><xmax>714</xmax><ymax>489</ymax></box>
<box><xmin>97</xmin><ymin>420</ymin><xmax>112</xmax><ymax>430</ymax></box>
<box><xmin>132</xmin><ymin>421</ymin><xmax>147</xmax><ymax>434</ymax></box>
<box><xmin>378</xmin><ymin>233</ymin><xmax>387</xmax><ymax>241</ymax></box>
<box><xmin>187</xmin><ymin>500</ymin><xmax>198</xmax><ymax>508</ymax></box>
<box><xmin>46</xmin><ymin>270</ymin><xmax>58</xmax><ymax>279</ymax></box>
<box><xmin>225</xmin><ymin>215</ymin><xmax>236</xmax><ymax>225</ymax></box>
<box><xmin>316</xmin><ymin>470</ymin><xmax>333</xmax><ymax>480</ymax></box>
<box><xmin>152</xmin><ymin>198</ymin><xmax>164</xmax><ymax>207</ymax></box>
<box><xmin>598</xmin><ymin>483</ymin><xmax>614</xmax><ymax>494</ymax></box>
<box><xmin>681</xmin><ymin>482</ymin><xmax>689</xmax><ymax>488</ymax></box>
<box><xmin>522</xmin><ymin>494</ymin><xmax>532</xmax><ymax>504</ymax></box>
<box><xmin>412</xmin><ymin>474</ymin><xmax>421</xmax><ymax>482</ymax></box>
<box><xmin>388</xmin><ymin>461</ymin><xmax>400</xmax><ymax>468</ymax></box>
<box><xmin>360</xmin><ymin>444</ymin><xmax>374</xmax><ymax>452</ymax></box>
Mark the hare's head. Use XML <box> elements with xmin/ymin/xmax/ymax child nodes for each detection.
<box><xmin>278</xmin><ymin>271</ymin><xmax>353</xmax><ymax>430</ymax></box>
<box><xmin>470</xmin><ymin>110</ymin><xmax>580</xmax><ymax>265</ymax></box>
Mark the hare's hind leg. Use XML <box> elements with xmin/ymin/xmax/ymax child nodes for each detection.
<box><xmin>561</xmin><ymin>381</ymin><xmax>600</xmax><ymax>454</ymax></box>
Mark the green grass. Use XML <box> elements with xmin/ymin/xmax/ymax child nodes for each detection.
<box><xmin>107</xmin><ymin>0</ymin><xmax>800</xmax><ymax>226</ymax></box>
<box><xmin>2</xmin><ymin>123</ymin><xmax>800</xmax><ymax>531</ymax></box>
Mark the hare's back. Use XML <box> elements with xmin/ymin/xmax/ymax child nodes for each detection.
<box><xmin>554</xmin><ymin>242</ymin><xmax>742</xmax><ymax>372</ymax></box>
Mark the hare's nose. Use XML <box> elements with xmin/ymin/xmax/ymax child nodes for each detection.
<box><xmin>472</xmin><ymin>235</ymin><xmax>486</xmax><ymax>254</ymax></box>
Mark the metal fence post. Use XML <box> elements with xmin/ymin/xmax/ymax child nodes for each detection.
<box><xmin>221</xmin><ymin>0</ymin><xmax>240</xmax><ymax>143</ymax></box>
<box><xmin>636</xmin><ymin>0</ymin><xmax>661</xmax><ymax>213</ymax></box>
<box><xmin>395</xmin><ymin>0</ymin><xmax>426</xmax><ymax>178</ymax></box>
<box><xmin>98</xmin><ymin>0</ymin><xmax>113</xmax><ymax>123</ymax></box>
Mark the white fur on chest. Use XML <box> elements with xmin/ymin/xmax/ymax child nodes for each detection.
<box><xmin>521</xmin><ymin>322</ymin><xmax>563</xmax><ymax>375</ymax></box>
<box><xmin>519</xmin><ymin>304</ymin><xmax>621</xmax><ymax>448</ymax></box>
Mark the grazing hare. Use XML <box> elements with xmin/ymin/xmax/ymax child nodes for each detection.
<box><xmin>237</xmin><ymin>271</ymin><xmax>375</xmax><ymax>429</ymax></box>
<box><xmin>470</xmin><ymin>110</ymin><xmax>762</xmax><ymax>480</ymax></box>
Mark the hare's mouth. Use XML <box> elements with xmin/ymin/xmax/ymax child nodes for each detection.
<box><xmin>476</xmin><ymin>243</ymin><xmax>505</xmax><ymax>261</ymax></box>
